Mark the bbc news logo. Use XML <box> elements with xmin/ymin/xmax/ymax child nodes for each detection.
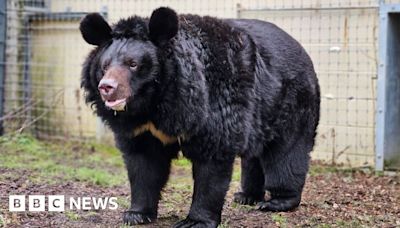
<box><xmin>9</xmin><ymin>195</ymin><xmax>118</xmax><ymax>212</ymax></box>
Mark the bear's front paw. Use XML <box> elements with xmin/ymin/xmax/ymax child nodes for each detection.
<box><xmin>173</xmin><ymin>217</ymin><xmax>217</xmax><ymax>228</ymax></box>
<box><xmin>256</xmin><ymin>196</ymin><xmax>300</xmax><ymax>212</ymax></box>
<box><xmin>233</xmin><ymin>192</ymin><xmax>263</xmax><ymax>205</ymax></box>
<box><xmin>123</xmin><ymin>210</ymin><xmax>156</xmax><ymax>225</ymax></box>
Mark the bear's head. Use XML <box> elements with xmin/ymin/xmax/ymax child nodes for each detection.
<box><xmin>79</xmin><ymin>7</ymin><xmax>178</xmax><ymax>113</ymax></box>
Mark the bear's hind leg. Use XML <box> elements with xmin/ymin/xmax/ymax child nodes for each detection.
<box><xmin>258</xmin><ymin>137</ymin><xmax>311</xmax><ymax>212</ymax></box>
<box><xmin>233</xmin><ymin>156</ymin><xmax>265</xmax><ymax>205</ymax></box>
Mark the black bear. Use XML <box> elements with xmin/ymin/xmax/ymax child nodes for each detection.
<box><xmin>80</xmin><ymin>7</ymin><xmax>320</xmax><ymax>227</ymax></box>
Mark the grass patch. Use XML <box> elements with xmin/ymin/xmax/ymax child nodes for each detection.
<box><xmin>231</xmin><ymin>202</ymin><xmax>253</xmax><ymax>212</ymax></box>
<box><xmin>119</xmin><ymin>225</ymin><xmax>131</xmax><ymax>228</ymax></box>
<box><xmin>116</xmin><ymin>197</ymin><xmax>130</xmax><ymax>209</ymax></box>
<box><xmin>335</xmin><ymin>219</ymin><xmax>362</xmax><ymax>227</ymax></box>
<box><xmin>271</xmin><ymin>214</ymin><xmax>287</xmax><ymax>227</ymax></box>
<box><xmin>316</xmin><ymin>224</ymin><xmax>331</xmax><ymax>228</ymax></box>
<box><xmin>0</xmin><ymin>214</ymin><xmax>4</xmax><ymax>228</ymax></box>
<box><xmin>375</xmin><ymin>171</ymin><xmax>384</xmax><ymax>177</ymax></box>
<box><xmin>308</xmin><ymin>163</ymin><xmax>373</xmax><ymax>177</ymax></box>
<box><xmin>309</xmin><ymin>165</ymin><xmax>341</xmax><ymax>176</ymax></box>
<box><xmin>74</xmin><ymin>167</ymin><xmax>124</xmax><ymax>186</ymax></box>
<box><xmin>0</xmin><ymin>134</ymin><xmax>125</xmax><ymax>186</ymax></box>
<box><xmin>218</xmin><ymin>220</ymin><xmax>230</xmax><ymax>228</ymax></box>
<box><xmin>172</xmin><ymin>157</ymin><xmax>191</xmax><ymax>168</ymax></box>
<box><xmin>232</xmin><ymin>167</ymin><xmax>241</xmax><ymax>182</ymax></box>
<box><xmin>65</xmin><ymin>211</ymin><xmax>80</xmax><ymax>221</ymax></box>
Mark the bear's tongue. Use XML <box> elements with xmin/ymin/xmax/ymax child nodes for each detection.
<box><xmin>105</xmin><ymin>98</ymin><xmax>126</xmax><ymax>111</ymax></box>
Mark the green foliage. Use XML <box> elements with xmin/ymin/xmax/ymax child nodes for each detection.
<box><xmin>232</xmin><ymin>167</ymin><xmax>241</xmax><ymax>182</ymax></box>
<box><xmin>217</xmin><ymin>220</ymin><xmax>230</xmax><ymax>228</ymax></box>
<box><xmin>309</xmin><ymin>165</ymin><xmax>340</xmax><ymax>176</ymax></box>
<box><xmin>119</xmin><ymin>225</ymin><xmax>131</xmax><ymax>228</ymax></box>
<box><xmin>316</xmin><ymin>224</ymin><xmax>331</xmax><ymax>228</ymax></box>
<box><xmin>271</xmin><ymin>214</ymin><xmax>287</xmax><ymax>227</ymax></box>
<box><xmin>65</xmin><ymin>211</ymin><xmax>80</xmax><ymax>221</ymax></box>
<box><xmin>336</xmin><ymin>219</ymin><xmax>362</xmax><ymax>228</ymax></box>
<box><xmin>231</xmin><ymin>202</ymin><xmax>253</xmax><ymax>212</ymax></box>
<box><xmin>172</xmin><ymin>157</ymin><xmax>191</xmax><ymax>167</ymax></box>
<box><xmin>74</xmin><ymin>167</ymin><xmax>123</xmax><ymax>186</ymax></box>
<box><xmin>116</xmin><ymin>197</ymin><xmax>130</xmax><ymax>209</ymax></box>
<box><xmin>0</xmin><ymin>134</ymin><xmax>125</xmax><ymax>186</ymax></box>
<box><xmin>309</xmin><ymin>164</ymin><xmax>374</xmax><ymax>177</ymax></box>
<box><xmin>0</xmin><ymin>214</ymin><xmax>4</xmax><ymax>228</ymax></box>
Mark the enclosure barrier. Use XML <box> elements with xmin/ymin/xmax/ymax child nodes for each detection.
<box><xmin>0</xmin><ymin>0</ymin><xmax>399</xmax><ymax>170</ymax></box>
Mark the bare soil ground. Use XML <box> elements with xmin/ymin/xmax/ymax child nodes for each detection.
<box><xmin>0</xmin><ymin>135</ymin><xmax>399</xmax><ymax>227</ymax></box>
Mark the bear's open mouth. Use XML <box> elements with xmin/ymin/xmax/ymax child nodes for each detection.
<box><xmin>105</xmin><ymin>98</ymin><xmax>127</xmax><ymax>111</ymax></box>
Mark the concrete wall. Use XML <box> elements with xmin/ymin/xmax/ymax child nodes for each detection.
<box><xmin>30</xmin><ymin>20</ymin><xmax>97</xmax><ymax>139</ymax></box>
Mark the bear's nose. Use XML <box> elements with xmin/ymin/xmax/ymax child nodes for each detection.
<box><xmin>98</xmin><ymin>79</ymin><xmax>118</xmax><ymax>97</ymax></box>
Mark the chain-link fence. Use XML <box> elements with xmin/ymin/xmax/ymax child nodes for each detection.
<box><xmin>1</xmin><ymin>0</ymin><xmax>399</xmax><ymax>168</ymax></box>
<box><xmin>238</xmin><ymin>1</ymin><xmax>381</xmax><ymax>168</ymax></box>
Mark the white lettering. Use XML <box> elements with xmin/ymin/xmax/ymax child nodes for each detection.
<box><xmin>92</xmin><ymin>197</ymin><xmax>108</xmax><ymax>210</ymax></box>
<box><xmin>48</xmin><ymin>195</ymin><xmax>65</xmax><ymax>212</ymax></box>
<box><xmin>28</xmin><ymin>195</ymin><xmax>45</xmax><ymax>211</ymax></box>
<box><xmin>9</xmin><ymin>195</ymin><xmax>25</xmax><ymax>212</ymax></box>
<box><xmin>69</xmin><ymin>197</ymin><xmax>81</xmax><ymax>210</ymax></box>
<box><xmin>82</xmin><ymin>197</ymin><xmax>91</xmax><ymax>210</ymax></box>
<box><xmin>108</xmin><ymin>197</ymin><xmax>118</xmax><ymax>210</ymax></box>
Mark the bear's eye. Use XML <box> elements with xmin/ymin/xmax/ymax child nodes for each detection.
<box><xmin>129</xmin><ymin>61</ymin><xmax>138</xmax><ymax>71</ymax></box>
<box><xmin>102</xmin><ymin>62</ymin><xmax>110</xmax><ymax>74</ymax></box>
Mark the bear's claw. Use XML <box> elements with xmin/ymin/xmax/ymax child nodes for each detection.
<box><xmin>122</xmin><ymin>210</ymin><xmax>156</xmax><ymax>225</ymax></box>
<box><xmin>233</xmin><ymin>192</ymin><xmax>263</xmax><ymax>205</ymax></box>
<box><xmin>256</xmin><ymin>196</ymin><xmax>300</xmax><ymax>212</ymax></box>
<box><xmin>173</xmin><ymin>217</ymin><xmax>217</xmax><ymax>228</ymax></box>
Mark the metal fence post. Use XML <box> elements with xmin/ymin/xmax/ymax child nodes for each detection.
<box><xmin>376</xmin><ymin>3</ymin><xmax>400</xmax><ymax>171</ymax></box>
<box><xmin>0</xmin><ymin>1</ymin><xmax>6</xmax><ymax>135</ymax></box>
<box><xmin>376</xmin><ymin>4</ymin><xmax>388</xmax><ymax>171</ymax></box>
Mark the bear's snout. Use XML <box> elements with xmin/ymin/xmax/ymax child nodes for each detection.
<box><xmin>98</xmin><ymin>79</ymin><xmax>118</xmax><ymax>98</ymax></box>
<box><xmin>98</xmin><ymin>66</ymin><xmax>132</xmax><ymax>111</ymax></box>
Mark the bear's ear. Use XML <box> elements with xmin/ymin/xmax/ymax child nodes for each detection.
<box><xmin>80</xmin><ymin>13</ymin><xmax>112</xmax><ymax>46</ymax></box>
<box><xmin>148</xmin><ymin>7</ymin><xmax>178</xmax><ymax>45</ymax></box>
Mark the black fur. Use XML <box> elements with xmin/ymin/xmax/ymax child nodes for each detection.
<box><xmin>149</xmin><ymin>7</ymin><xmax>179</xmax><ymax>45</ymax></box>
<box><xmin>80</xmin><ymin>7</ymin><xmax>320</xmax><ymax>228</ymax></box>
<box><xmin>79</xmin><ymin>13</ymin><xmax>112</xmax><ymax>45</ymax></box>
